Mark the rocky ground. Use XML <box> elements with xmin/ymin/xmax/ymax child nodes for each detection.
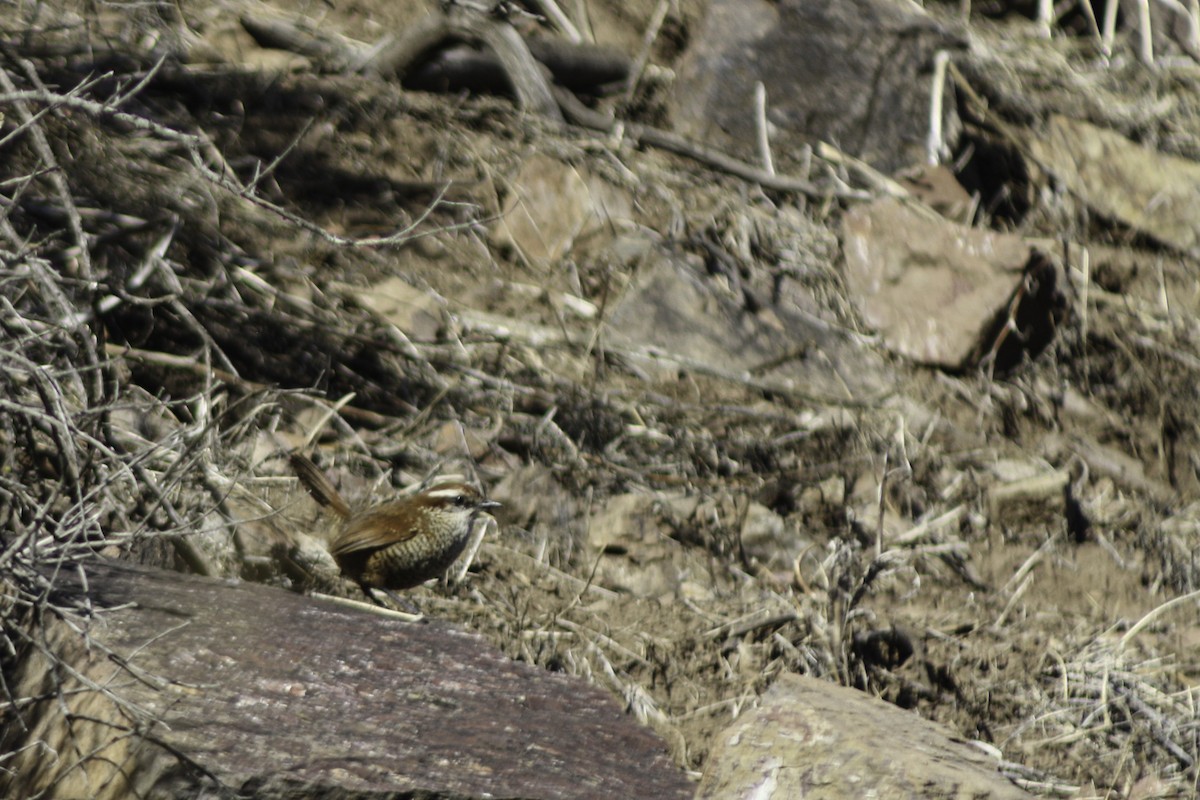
<box><xmin>2</xmin><ymin>1</ymin><xmax>1199</xmax><ymax>797</ymax></box>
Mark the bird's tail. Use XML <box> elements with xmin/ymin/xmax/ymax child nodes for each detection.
<box><xmin>289</xmin><ymin>452</ymin><xmax>352</xmax><ymax>520</ymax></box>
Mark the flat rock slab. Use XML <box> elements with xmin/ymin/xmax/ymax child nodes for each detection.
<box><xmin>1026</xmin><ymin>115</ymin><xmax>1200</xmax><ymax>255</ymax></box>
<box><xmin>2</xmin><ymin>561</ymin><xmax>690</xmax><ymax>800</ymax></box>
<box><xmin>696</xmin><ymin>673</ymin><xmax>1032</xmax><ymax>799</ymax></box>
<box><xmin>492</xmin><ymin>153</ymin><xmax>631</xmax><ymax>265</ymax></box>
<box><xmin>670</xmin><ymin>0</ymin><xmax>964</xmax><ymax>174</ymax></box>
<box><xmin>606</xmin><ymin>251</ymin><xmax>891</xmax><ymax>401</ymax></box>
<box><xmin>842</xmin><ymin>197</ymin><xmax>1034</xmax><ymax>367</ymax></box>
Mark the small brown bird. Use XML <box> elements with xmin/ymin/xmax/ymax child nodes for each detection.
<box><xmin>289</xmin><ymin>453</ymin><xmax>499</xmax><ymax>598</ymax></box>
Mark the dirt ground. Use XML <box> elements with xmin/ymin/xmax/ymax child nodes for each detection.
<box><xmin>3</xmin><ymin>0</ymin><xmax>1200</xmax><ymax>797</ymax></box>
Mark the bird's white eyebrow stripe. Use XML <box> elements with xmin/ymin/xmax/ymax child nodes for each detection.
<box><xmin>423</xmin><ymin>484</ymin><xmax>475</xmax><ymax>499</ymax></box>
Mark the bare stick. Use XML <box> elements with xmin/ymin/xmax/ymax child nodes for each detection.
<box><xmin>890</xmin><ymin>505</ymin><xmax>965</xmax><ymax>546</ymax></box>
<box><xmin>1137</xmin><ymin>0</ymin><xmax>1155</xmax><ymax>64</ymax></box>
<box><xmin>366</xmin><ymin>7</ymin><xmax>562</xmax><ymax>122</ymax></box>
<box><xmin>1190</xmin><ymin>0</ymin><xmax>1200</xmax><ymax>50</ymax></box>
<box><xmin>1102</xmin><ymin>0</ymin><xmax>1119</xmax><ymax>56</ymax></box>
<box><xmin>1077</xmin><ymin>0</ymin><xmax>1104</xmax><ymax>51</ymax></box>
<box><xmin>310</xmin><ymin>592</ymin><xmax>424</xmax><ymax>621</ymax></box>
<box><xmin>754</xmin><ymin>81</ymin><xmax>774</xmax><ymax>176</ymax></box>
<box><xmin>927</xmin><ymin>50</ymin><xmax>950</xmax><ymax>166</ymax></box>
<box><xmin>1037</xmin><ymin>0</ymin><xmax>1054</xmax><ymax>37</ymax></box>
<box><xmin>815</xmin><ymin>141</ymin><xmax>909</xmax><ymax>197</ymax></box>
<box><xmin>529</xmin><ymin>0</ymin><xmax>583</xmax><ymax>43</ymax></box>
<box><xmin>622</xmin><ymin>0</ymin><xmax>672</xmax><ymax>104</ymax></box>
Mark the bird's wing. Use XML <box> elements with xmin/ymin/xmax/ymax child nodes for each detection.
<box><xmin>330</xmin><ymin>506</ymin><xmax>421</xmax><ymax>557</ymax></box>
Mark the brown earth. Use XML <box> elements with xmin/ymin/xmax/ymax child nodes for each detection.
<box><xmin>2</xmin><ymin>1</ymin><xmax>1200</xmax><ymax>798</ymax></box>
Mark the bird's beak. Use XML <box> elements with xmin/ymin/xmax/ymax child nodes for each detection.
<box><xmin>480</xmin><ymin>500</ymin><xmax>502</xmax><ymax>510</ymax></box>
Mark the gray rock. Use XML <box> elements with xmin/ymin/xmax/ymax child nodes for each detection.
<box><xmin>697</xmin><ymin>673</ymin><xmax>1032</xmax><ymax>799</ymax></box>
<box><xmin>842</xmin><ymin>196</ymin><xmax>1031</xmax><ymax>367</ymax></box>
<box><xmin>607</xmin><ymin>249</ymin><xmax>890</xmax><ymax>400</ymax></box>
<box><xmin>2</xmin><ymin>560</ymin><xmax>690</xmax><ymax>800</ymax></box>
<box><xmin>670</xmin><ymin>0</ymin><xmax>965</xmax><ymax>175</ymax></box>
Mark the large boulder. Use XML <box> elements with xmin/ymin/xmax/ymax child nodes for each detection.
<box><xmin>1</xmin><ymin>561</ymin><xmax>690</xmax><ymax>800</ymax></box>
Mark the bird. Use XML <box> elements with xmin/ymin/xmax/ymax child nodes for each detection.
<box><xmin>289</xmin><ymin>452</ymin><xmax>499</xmax><ymax>603</ymax></box>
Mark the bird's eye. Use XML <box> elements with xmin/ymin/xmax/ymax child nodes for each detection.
<box><xmin>454</xmin><ymin>494</ymin><xmax>468</xmax><ymax>507</ymax></box>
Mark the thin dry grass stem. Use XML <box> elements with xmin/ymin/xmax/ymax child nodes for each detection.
<box><xmin>816</xmin><ymin>538</ymin><xmax>913</xmax><ymax>683</ymax></box>
<box><xmin>709</xmin><ymin>610</ymin><xmax>800</xmax><ymax>643</ymax></box>
<box><xmin>553</xmin><ymin>617</ymin><xmax>652</xmax><ymax>669</ymax></box>
<box><xmin>300</xmin><ymin>392</ymin><xmax>358</xmax><ymax>450</ymax></box>
<box><xmin>874</xmin><ymin>453</ymin><xmax>888</xmax><ymax>558</ymax></box>
<box><xmin>242</xmin><ymin>117</ymin><xmax>317</xmax><ymax>197</ymax></box>
<box><xmin>1001</xmin><ymin>532</ymin><xmax>1057</xmax><ymax>595</ymax></box>
<box><xmin>1118</xmin><ymin>587</ymin><xmax>1200</xmax><ymax>650</ymax></box>
<box><xmin>480</xmin><ymin>544</ymin><xmax>620</xmax><ymax>599</ymax></box>
<box><xmin>1022</xmin><ymin>636</ymin><xmax>1200</xmax><ymax>784</ymax></box>
<box><xmin>580</xmin><ymin>634</ymin><xmax>687</xmax><ymax>757</ymax></box>
<box><xmin>992</xmin><ymin>572</ymin><xmax>1034</xmax><ymax>629</ymax></box>
<box><xmin>622</xmin><ymin>0</ymin><xmax>673</xmax><ymax>106</ymax></box>
<box><xmin>450</xmin><ymin>514</ymin><xmax>494</xmax><ymax>584</ymax></box>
